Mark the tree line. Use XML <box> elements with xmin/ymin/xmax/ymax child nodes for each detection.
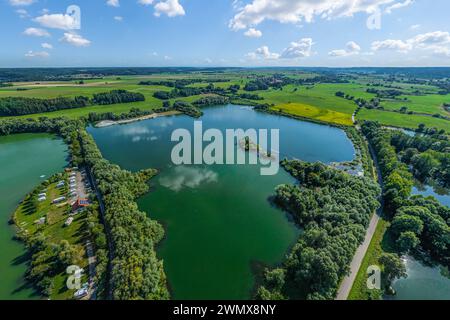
<box><xmin>390</xmin><ymin>130</ymin><xmax>450</xmax><ymax>188</ymax></box>
<box><xmin>362</xmin><ymin>122</ymin><xmax>449</xmax><ymax>266</ymax></box>
<box><xmin>0</xmin><ymin>90</ymin><xmax>145</xmax><ymax>116</ymax></box>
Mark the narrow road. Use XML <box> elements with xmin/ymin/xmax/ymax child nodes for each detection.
<box><xmin>85</xmin><ymin>240</ymin><xmax>97</xmax><ymax>300</ymax></box>
<box><xmin>336</xmin><ymin>124</ymin><xmax>384</xmax><ymax>300</ymax></box>
<box><xmin>336</xmin><ymin>211</ymin><xmax>381</xmax><ymax>300</ymax></box>
<box><xmin>86</xmin><ymin>167</ymin><xmax>114</xmax><ymax>300</ymax></box>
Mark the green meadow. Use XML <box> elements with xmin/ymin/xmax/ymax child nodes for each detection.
<box><xmin>0</xmin><ymin>74</ymin><xmax>449</xmax><ymax>131</ymax></box>
<box><xmin>357</xmin><ymin>108</ymin><xmax>450</xmax><ymax>132</ymax></box>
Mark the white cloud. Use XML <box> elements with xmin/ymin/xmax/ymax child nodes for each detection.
<box><xmin>114</xmin><ymin>16</ymin><xmax>123</xmax><ymax>22</ymax></box>
<box><xmin>280</xmin><ymin>38</ymin><xmax>314</xmax><ymax>58</ymax></box>
<box><xmin>60</xmin><ymin>32</ymin><xmax>91</xmax><ymax>47</ymax></box>
<box><xmin>329</xmin><ymin>41</ymin><xmax>361</xmax><ymax>57</ymax></box>
<box><xmin>372</xmin><ymin>31</ymin><xmax>450</xmax><ymax>56</ymax></box>
<box><xmin>244</xmin><ymin>28</ymin><xmax>262</xmax><ymax>38</ymax></box>
<box><xmin>139</xmin><ymin>0</ymin><xmax>185</xmax><ymax>17</ymax></box>
<box><xmin>107</xmin><ymin>0</ymin><xmax>120</xmax><ymax>7</ymax></box>
<box><xmin>138</xmin><ymin>0</ymin><xmax>155</xmax><ymax>5</ymax></box>
<box><xmin>34</xmin><ymin>13</ymin><xmax>78</xmax><ymax>30</ymax></box>
<box><xmin>25</xmin><ymin>50</ymin><xmax>49</xmax><ymax>58</ymax></box>
<box><xmin>371</xmin><ymin>39</ymin><xmax>412</xmax><ymax>52</ymax></box>
<box><xmin>41</xmin><ymin>42</ymin><xmax>53</xmax><ymax>49</ymax></box>
<box><xmin>23</xmin><ymin>27</ymin><xmax>50</xmax><ymax>37</ymax></box>
<box><xmin>16</xmin><ymin>9</ymin><xmax>29</xmax><ymax>18</ymax></box>
<box><xmin>410</xmin><ymin>24</ymin><xmax>421</xmax><ymax>30</ymax></box>
<box><xmin>385</xmin><ymin>0</ymin><xmax>414</xmax><ymax>14</ymax></box>
<box><xmin>154</xmin><ymin>0</ymin><xmax>185</xmax><ymax>17</ymax></box>
<box><xmin>247</xmin><ymin>38</ymin><xmax>314</xmax><ymax>61</ymax></box>
<box><xmin>160</xmin><ymin>166</ymin><xmax>218</xmax><ymax>192</ymax></box>
<box><xmin>229</xmin><ymin>0</ymin><xmax>404</xmax><ymax>31</ymax></box>
<box><xmin>247</xmin><ymin>46</ymin><xmax>280</xmax><ymax>60</ymax></box>
<box><xmin>411</xmin><ymin>31</ymin><xmax>450</xmax><ymax>47</ymax></box>
<box><xmin>9</xmin><ymin>0</ymin><xmax>35</xmax><ymax>6</ymax></box>
<box><xmin>433</xmin><ymin>47</ymin><xmax>450</xmax><ymax>57</ymax></box>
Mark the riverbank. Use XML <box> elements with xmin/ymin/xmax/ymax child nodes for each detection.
<box><xmin>95</xmin><ymin>111</ymin><xmax>180</xmax><ymax>128</ymax></box>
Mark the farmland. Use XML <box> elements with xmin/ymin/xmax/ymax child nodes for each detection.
<box><xmin>1</xmin><ymin>70</ymin><xmax>448</xmax><ymax>133</ymax></box>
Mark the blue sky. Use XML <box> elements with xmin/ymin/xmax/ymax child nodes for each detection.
<box><xmin>1</xmin><ymin>0</ymin><xmax>450</xmax><ymax>67</ymax></box>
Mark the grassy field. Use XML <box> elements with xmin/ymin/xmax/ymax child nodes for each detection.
<box><xmin>379</xmin><ymin>94</ymin><xmax>450</xmax><ymax>116</ymax></box>
<box><xmin>348</xmin><ymin>217</ymin><xmax>390</xmax><ymax>300</ymax></box>
<box><xmin>13</xmin><ymin>175</ymin><xmax>89</xmax><ymax>300</ymax></box>
<box><xmin>0</xmin><ymin>73</ymin><xmax>449</xmax><ymax>131</ymax></box>
<box><xmin>258</xmin><ymin>84</ymin><xmax>359</xmax><ymax>115</ymax></box>
<box><xmin>272</xmin><ymin>102</ymin><xmax>353</xmax><ymax>126</ymax></box>
<box><xmin>357</xmin><ymin>108</ymin><xmax>450</xmax><ymax>132</ymax></box>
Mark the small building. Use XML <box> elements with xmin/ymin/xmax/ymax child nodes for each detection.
<box><xmin>57</xmin><ymin>181</ymin><xmax>65</xmax><ymax>188</ymax></box>
<box><xmin>72</xmin><ymin>198</ymin><xmax>90</xmax><ymax>211</ymax></box>
<box><xmin>52</xmin><ymin>196</ymin><xmax>66</xmax><ymax>204</ymax></box>
<box><xmin>35</xmin><ymin>217</ymin><xmax>46</xmax><ymax>225</ymax></box>
<box><xmin>38</xmin><ymin>193</ymin><xmax>46</xmax><ymax>197</ymax></box>
<box><xmin>65</xmin><ymin>217</ymin><xmax>74</xmax><ymax>226</ymax></box>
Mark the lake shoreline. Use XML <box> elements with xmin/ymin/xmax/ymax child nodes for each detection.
<box><xmin>95</xmin><ymin>110</ymin><xmax>181</xmax><ymax>128</ymax></box>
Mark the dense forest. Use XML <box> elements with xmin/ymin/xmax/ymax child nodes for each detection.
<box><xmin>390</xmin><ymin>130</ymin><xmax>450</xmax><ymax>188</ymax></box>
<box><xmin>152</xmin><ymin>83</ymin><xmax>229</xmax><ymax>100</ymax></box>
<box><xmin>0</xmin><ymin>90</ymin><xmax>144</xmax><ymax>116</ymax></box>
<box><xmin>172</xmin><ymin>100</ymin><xmax>203</xmax><ymax>118</ymax></box>
<box><xmin>140</xmin><ymin>78</ymin><xmax>230</xmax><ymax>88</ymax></box>
<box><xmin>362</xmin><ymin>122</ymin><xmax>449</xmax><ymax>266</ymax></box>
<box><xmin>0</xmin><ymin>96</ymin><xmax>90</xmax><ymax>116</ymax></box>
<box><xmin>258</xmin><ymin>160</ymin><xmax>380</xmax><ymax>300</ymax></box>
<box><xmin>91</xmin><ymin>90</ymin><xmax>144</xmax><ymax>105</ymax></box>
<box><xmin>87</xmin><ymin>108</ymin><xmax>154</xmax><ymax>123</ymax></box>
<box><xmin>192</xmin><ymin>95</ymin><xmax>230</xmax><ymax>107</ymax></box>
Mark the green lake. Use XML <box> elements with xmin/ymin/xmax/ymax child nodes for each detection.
<box><xmin>0</xmin><ymin>133</ymin><xmax>67</xmax><ymax>300</ymax></box>
<box><xmin>388</xmin><ymin>183</ymin><xmax>450</xmax><ymax>300</ymax></box>
<box><xmin>88</xmin><ymin>105</ymin><xmax>356</xmax><ymax>299</ymax></box>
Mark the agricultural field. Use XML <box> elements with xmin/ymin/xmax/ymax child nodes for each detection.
<box><xmin>271</xmin><ymin>103</ymin><xmax>353</xmax><ymax>126</ymax></box>
<box><xmin>357</xmin><ymin>108</ymin><xmax>450</xmax><ymax>132</ymax></box>
<box><xmin>378</xmin><ymin>94</ymin><xmax>450</xmax><ymax>116</ymax></box>
<box><xmin>0</xmin><ymin>71</ymin><xmax>449</xmax><ymax>132</ymax></box>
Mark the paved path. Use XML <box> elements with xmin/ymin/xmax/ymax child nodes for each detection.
<box><xmin>335</xmin><ymin>211</ymin><xmax>380</xmax><ymax>300</ymax></box>
<box><xmin>335</xmin><ymin>125</ymin><xmax>384</xmax><ymax>300</ymax></box>
<box><xmin>85</xmin><ymin>240</ymin><xmax>97</xmax><ymax>300</ymax></box>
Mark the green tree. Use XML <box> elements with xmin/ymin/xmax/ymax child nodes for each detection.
<box><xmin>379</xmin><ymin>253</ymin><xmax>407</xmax><ymax>286</ymax></box>
<box><xmin>397</xmin><ymin>231</ymin><xmax>420</xmax><ymax>253</ymax></box>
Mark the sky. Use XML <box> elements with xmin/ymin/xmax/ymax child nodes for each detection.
<box><xmin>1</xmin><ymin>0</ymin><xmax>450</xmax><ymax>67</ymax></box>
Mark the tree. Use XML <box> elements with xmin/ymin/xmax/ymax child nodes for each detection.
<box><xmin>379</xmin><ymin>253</ymin><xmax>407</xmax><ymax>286</ymax></box>
<box><xmin>397</xmin><ymin>231</ymin><xmax>420</xmax><ymax>253</ymax></box>
<box><xmin>391</xmin><ymin>214</ymin><xmax>424</xmax><ymax>236</ymax></box>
